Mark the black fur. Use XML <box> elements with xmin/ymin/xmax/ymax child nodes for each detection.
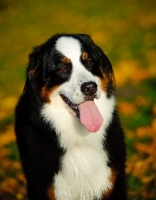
<box><xmin>15</xmin><ymin>33</ymin><xmax>127</xmax><ymax>200</ymax></box>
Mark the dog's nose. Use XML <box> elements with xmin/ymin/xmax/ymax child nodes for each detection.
<box><xmin>81</xmin><ymin>81</ymin><xmax>97</xmax><ymax>97</ymax></box>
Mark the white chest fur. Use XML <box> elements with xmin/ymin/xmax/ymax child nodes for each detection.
<box><xmin>41</xmin><ymin>92</ymin><xmax>115</xmax><ymax>200</ymax></box>
<box><xmin>54</xmin><ymin>138</ymin><xmax>112</xmax><ymax>200</ymax></box>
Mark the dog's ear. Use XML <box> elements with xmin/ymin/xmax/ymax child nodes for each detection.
<box><xmin>99</xmin><ymin>52</ymin><xmax>116</xmax><ymax>94</ymax></box>
<box><xmin>76</xmin><ymin>34</ymin><xmax>93</xmax><ymax>47</ymax></box>
<box><xmin>26</xmin><ymin>46</ymin><xmax>42</xmax><ymax>82</ymax></box>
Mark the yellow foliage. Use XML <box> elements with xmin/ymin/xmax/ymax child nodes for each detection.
<box><xmin>0</xmin><ymin>96</ymin><xmax>18</xmax><ymax>120</ymax></box>
<box><xmin>118</xmin><ymin>102</ymin><xmax>136</xmax><ymax>115</ymax></box>
<box><xmin>114</xmin><ymin>59</ymin><xmax>156</xmax><ymax>86</ymax></box>
<box><xmin>135</xmin><ymin>143</ymin><xmax>155</xmax><ymax>155</ymax></box>
<box><xmin>114</xmin><ymin>60</ymin><xmax>148</xmax><ymax>86</ymax></box>
<box><xmin>0</xmin><ymin>178</ymin><xmax>17</xmax><ymax>193</ymax></box>
<box><xmin>126</xmin><ymin>113</ymin><xmax>156</xmax><ymax>199</ymax></box>
<box><xmin>136</xmin><ymin>126</ymin><xmax>152</xmax><ymax>137</ymax></box>
<box><xmin>0</xmin><ymin>175</ymin><xmax>26</xmax><ymax>199</ymax></box>
<box><xmin>135</xmin><ymin>96</ymin><xmax>149</xmax><ymax>107</ymax></box>
<box><xmin>151</xmin><ymin>118</ymin><xmax>156</xmax><ymax>132</ymax></box>
<box><xmin>0</xmin><ymin>125</ymin><xmax>15</xmax><ymax>147</ymax></box>
<box><xmin>0</xmin><ymin>96</ymin><xmax>18</xmax><ymax>110</ymax></box>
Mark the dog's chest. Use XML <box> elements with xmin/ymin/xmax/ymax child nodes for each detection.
<box><xmin>54</xmin><ymin>141</ymin><xmax>112</xmax><ymax>200</ymax></box>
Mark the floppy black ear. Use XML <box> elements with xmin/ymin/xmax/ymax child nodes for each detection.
<box><xmin>95</xmin><ymin>44</ymin><xmax>116</xmax><ymax>92</ymax></box>
<box><xmin>26</xmin><ymin>45</ymin><xmax>43</xmax><ymax>82</ymax></box>
<box><xmin>23</xmin><ymin>45</ymin><xmax>45</xmax><ymax>94</ymax></box>
<box><xmin>76</xmin><ymin>34</ymin><xmax>94</xmax><ymax>48</ymax></box>
<box><xmin>100</xmin><ymin>52</ymin><xmax>116</xmax><ymax>95</ymax></box>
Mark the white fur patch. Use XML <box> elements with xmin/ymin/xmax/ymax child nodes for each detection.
<box><xmin>40</xmin><ymin>36</ymin><xmax>116</xmax><ymax>200</ymax></box>
<box><xmin>55</xmin><ymin>36</ymin><xmax>81</xmax><ymax>62</ymax></box>
<box><xmin>55</xmin><ymin>36</ymin><xmax>101</xmax><ymax>104</ymax></box>
<box><xmin>41</xmin><ymin>92</ymin><xmax>115</xmax><ymax>200</ymax></box>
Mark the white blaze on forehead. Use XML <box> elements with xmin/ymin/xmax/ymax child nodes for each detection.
<box><xmin>55</xmin><ymin>36</ymin><xmax>81</xmax><ymax>61</ymax></box>
<box><xmin>54</xmin><ymin>36</ymin><xmax>100</xmax><ymax>105</ymax></box>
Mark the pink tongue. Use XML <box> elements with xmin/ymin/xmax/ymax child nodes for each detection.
<box><xmin>78</xmin><ymin>101</ymin><xmax>103</xmax><ymax>133</ymax></box>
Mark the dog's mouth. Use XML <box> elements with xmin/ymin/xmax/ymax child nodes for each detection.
<box><xmin>60</xmin><ymin>94</ymin><xmax>103</xmax><ymax>133</ymax></box>
<box><xmin>60</xmin><ymin>94</ymin><xmax>80</xmax><ymax>118</ymax></box>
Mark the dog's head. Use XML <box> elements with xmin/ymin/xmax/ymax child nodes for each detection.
<box><xmin>25</xmin><ymin>34</ymin><xmax>115</xmax><ymax>133</ymax></box>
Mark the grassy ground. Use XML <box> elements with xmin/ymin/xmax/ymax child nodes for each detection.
<box><xmin>0</xmin><ymin>0</ymin><xmax>156</xmax><ymax>199</ymax></box>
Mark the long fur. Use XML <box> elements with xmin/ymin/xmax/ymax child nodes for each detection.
<box><xmin>15</xmin><ymin>33</ymin><xmax>127</xmax><ymax>200</ymax></box>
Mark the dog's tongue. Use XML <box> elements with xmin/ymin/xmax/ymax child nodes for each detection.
<box><xmin>78</xmin><ymin>101</ymin><xmax>103</xmax><ymax>133</ymax></box>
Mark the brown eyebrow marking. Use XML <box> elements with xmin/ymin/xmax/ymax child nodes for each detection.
<box><xmin>61</xmin><ymin>56</ymin><xmax>71</xmax><ymax>64</ymax></box>
<box><xmin>81</xmin><ymin>52</ymin><xmax>88</xmax><ymax>60</ymax></box>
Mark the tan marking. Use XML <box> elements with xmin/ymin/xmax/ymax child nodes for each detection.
<box><xmin>102</xmin><ymin>168</ymin><xmax>117</xmax><ymax>199</ymax></box>
<box><xmin>109</xmin><ymin>168</ymin><xmax>117</xmax><ymax>186</ymax></box>
<box><xmin>110</xmin><ymin>71</ymin><xmax>116</xmax><ymax>88</ymax></box>
<box><xmin>62</xmin><ymin>56</ymin><xmax>71</xmax><ymax>64</ymax></box>
<box><xmin>100</xmin><ymin>72</ymin><xmax>109</xmax><ymax>92</ymax></box>
<box><xmin>40</xmin><ymin>85</ymin><xmax>59</xmax><ymax>103</ymax></box>
<box><xmin>47</xmin><ymin>187</ymin><xmax>56</xmax><ymax>200</ymax></box>
<box><xmin>100</xmin><ymin>69</ymin><xmax>115</xmax><ymax>92</ymax></box>
<box><xmin>81</xmin><ymin>52</ymin><xmax>88</xmax><ymax>60</ymax></box>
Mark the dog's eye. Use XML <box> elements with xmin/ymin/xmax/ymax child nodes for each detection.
<box><xmin>86</xmin><ymin>58</ymin><xmax>93</xmax><ymax>68</ymax></box>
<box><xmin>58</xmin><ymin>63</ymin><xmax>72</xmax><ymax>74</ymax></box>
<box><xmin>59</xmin><ymin>67</ymin><xmax>68</xmax><ymax>73</ymax></box>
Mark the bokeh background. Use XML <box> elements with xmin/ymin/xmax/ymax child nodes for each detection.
<box><xmin>0</xmin><ymin>0</ymin><xmax>156</xmax><ymax>199</ymax></box>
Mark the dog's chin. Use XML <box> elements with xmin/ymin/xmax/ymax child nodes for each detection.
<box><xmin>60</xmin><ymin>94</ymin><xmax>80</xmax><ymax>118</ymax></box>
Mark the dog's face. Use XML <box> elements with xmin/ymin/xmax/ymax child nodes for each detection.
<box><xmin>26</xmin><ymin>34</ymin><xmax>115</xmax><ymax>133</ymax></box>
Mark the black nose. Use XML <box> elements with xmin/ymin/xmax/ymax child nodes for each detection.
<box><xmin>81</xmin><ymin>81</ymin><xmax>97</xmax><ymax>97</ymax></box>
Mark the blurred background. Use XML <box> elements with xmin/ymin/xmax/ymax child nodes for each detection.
<box><xmin>0</xmin><ymin>0</ymin><xmax>156</xmax><ymax>199</ymax></box>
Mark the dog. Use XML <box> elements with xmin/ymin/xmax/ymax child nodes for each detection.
<box><xmin>15</xmin><ymin>33</ymin><xmax>127</xmax><ymax>200</ymax></box>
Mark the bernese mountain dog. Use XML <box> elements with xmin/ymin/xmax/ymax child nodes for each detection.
<box><xmin>15</xmin><ymin>33</ymin><xmax>127</xmax><ymax>200</ymax></box>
